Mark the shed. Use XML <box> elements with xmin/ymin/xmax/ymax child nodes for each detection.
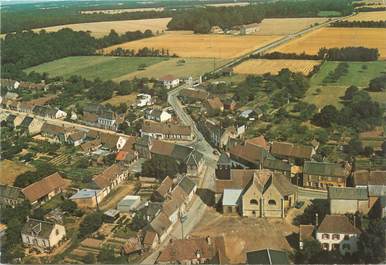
<box><xmin>103</xmin><ymin>209</ymin><xmax>120</xmax><ymax>223</ymax></box>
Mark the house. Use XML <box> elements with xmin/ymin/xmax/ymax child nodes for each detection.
<box><xmin>141</xmin><ymin>120</ymin><xmax>193</xmax><ymax>141</ymax></box>
<box><xmin>117</xmin><ymin>195</ymin><xmax>141</xmax><ymax>212</ymax></box>
<box><xmin>40</xmin><ymin>123</ymin><xmax>66</xmax><ymax>143</ymax></box>
<box><xmin>144</xmin><ymin>108</ymin><xmax>172</xmax><ymax>122</ymax></box>
<box><xmin>157</xmin><ymin>236</ymin><xmax>225</xmax><ymax>264</ymax></box>
<box><xmin>22</xmin><ymin>173</ymin><xmax>70</xmax><ymax>206</ymax></box>
<box><xmin>21</xmin><ymin>218</ymin><xmax>66</xmax><ymax>252</ymax></box>
<box><xmin>1</xmin><ymin>79</ymin><xmax>20</xmax><ymax>90</ymax></box>
<box><xmin>149</xmin><ymin>140</ymin><xmax>205</xmax><ymax>177</ymax></box>
<box><xmin>176</xmin><ymin>176</ymin><xmax>197</xmax><ymax>203</ymax></box>
<box><xmin>33</xmin><ymin>105</ymin><xmax>67</xmax><ymax>119</ymax></box>
<box><xmin>19</xmin><ymin>116</ymin><xmax>34</xmax><ymax>133</ymax></box>
<box><xmin>19</xmin><ymin>102</ymin><xmax>36</xmax><ymax>114</ymax></box>
<box><xmin>223</xmin><ymin>98</ymin><xmax>237</xmax><ymax>111</ymax></box>
<box><xmin>299</xmin><ymin>225</ymin><xmax>315</xmax><ymax>250</ymax></box>
<box><xmin>303</xmin><ymin>161</ymin><xmax>351</xmax><ymax>190</ymax></box>
<box><xmin>271</xmin><ymin>141</ymin><xmax>314</xmax><ymax>162</ymax></box>
<box><xmin>136</xmin><ymin>201</ymin><xmax>163</xmax><ymax>223</ymax></box>
<box><xmin>67</xmin><ymin>130</ymin><xmax>86</xmax><ymax>146</ymax></box>
<box><xmin>246</xmin><ymin>249</ymin><xmax>289</xmax><ymax>265</ymax></box>
<box><xmin>143</xmin><ymin>230</ymin><xmax>159</xmax><ymax>250</ymax></box>
<box><xmin>92</xmin><ymin>164</ymin><xmax>128</xmax><ymax>201</ymax></box>
<box><xmin>159</xmin><ymin>75</ymin><xmax>180</xmax><ymax>89</ymax></box>
<box><xmin>240</xmin><ymin>109</ymin><xmax>262</xmax><ymax>121</ymax></box>
<box><xmin>27</xmin><ymin>117</ymin><xmax>45</xmax><ymax>136</ymax></box>
<box><xmin>82</xmin><ymin>104</ymin><xmax>118</xmax><ymax>130</ymax></box>
<box><xmin>152</xmin><ymin>176</ymin><xmax>174</xmax><ymax>202</ymax></box>
<box><xmin>97</xmin><ymin>109</ymin><xmax>117</xmax><ymax>130</ymax></box>
<box><xmin>229</xmin><ymin>142</ymin><xmax>268</xmax><ymax>168</ymax></box>
<box><xmin>121</xmin><ymin>237</ymin><xmax>142</xmax><ymax>256</ymax></box>
<box><xmin>328</xmin><ymin>187</ymin><xmax>369</xmax><ymax>215</ymax></box>
<box><xmin>316</xmin><ymin>215</ymin><xmax>361</xmax><ymax>255</ymax></box>
<box><xmin>206</xmin><ymin>97</ymin><xmax>224</xmax><ymax>114</ymax></box>
<box><xmin>241</xmin><ymin>169</ymin><xmax>297</xmax><ymax>218</ymax></box>
<box><xmin>4</xmin><ymin>92</ymin><xmax>19</xmax><ymax>100</ymax></box>
<box><xmin>240</xmin><ymin>23</ymin><xmax>260</xmax><ymax>35</ymax></box>
<box><xmin>210</xmin><ymin>25</ymin><xmax>224</xmax><ymax>34</ymax></box>
<box><xmin>222</xmin><ymin>189</ymin><xmax>243</xmax><ymax>215</ymax></box>
<box><xmin>179</xmin><ymin>88</ymin><xmax>209</xmax><ymax>104</ymax></box>
<box><xmin>6</xmin><ymin>114</ymin><xmax>24</xmax><ymax>129</ymax></box>
<box><xmin>80</xmin><ymin>139</ymin><xmax>102</xmax><ymax>153</ymax></box>
<box><xmin>353</xmin><ymin>170</ymin><xmax>386</xmax><ymax>187</ymax></box>
<box><xmin>0</xmin><ymin>184</ymin><xmax>25</xmax><ymax>208</ymax></box>
<box><xmin>70</xmin><ymin>189</ymin><xmax>103</xmax><ymax>209</ymax></box>
<box><xmin>262</xmin><ymin>158</ymin><xmax>291</xmax><ymax>178</ymax></box>
<box><xmin>136</xmin><ymin>93</ymin><xmax>153</xmax><ymax>107</ymax></box>
<box><xmin>149</xmin><ymin>211</ymin><xmax>173</xmax><ymax>242</ymax></box>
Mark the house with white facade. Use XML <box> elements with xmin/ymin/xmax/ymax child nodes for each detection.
<box><xmin>316</xmin><ymin>215</ymin><xmax>361</xmax><ymax>255</ymax></box>
<box><xmin>136</xmin><ymin>94</ymin><xmax>153</xmax><ymax>107</ymax></box>
<box><xmin>144</xmin><ymin>108</ymin><xmax>172</xmax><ymax>122</ymax></box>
<box><xmin>21</xmin><ymin>218</ymin><xmax>66</xmax><ymax>252</ymax></box>
<box><xmin>159</xmin><ymin>75</ymin><xmax>180</xmax><ymax>89</ymax></box>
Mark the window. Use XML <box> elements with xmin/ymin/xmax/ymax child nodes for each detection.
<box><xmin>332</xmin><ymin>244</ymin><xmax>339</xmax><ymax>251</ymax></box>
<box><xmin>342</xmin><ymin>244</ymin><xmax>351</xmax><ymax>250</ymax></box>
<box><xmin>56</xmin><ymin>229</ymin><xmax>59</xmax><ymax>236</ymax></box>
<box><xmin>332</xmin><ymin>234</ymin><xmax>340</xmax><ymax>240</ymax></box>
<box><xmin>322</xmin><ymin>234</ymin><xmax>330</xmax><ymax>239</ymax></box>
<box><xmin>322</xmin><ymin>243</ymin><xmax>329</xmax><ymax>250</ymax></box>
<box><xmin>268</xmin><ymin>200</ymin><xmax>276</xmax><ymax>206</ymax></box>
<box><xmin>250</xmin><ymin>199</ymin><xmax>258</xmax><ymax>205</ymax></box>
<box><xmin>344</xmin><ymin>235</ymin><xmax>349</xmax><ymax>240</ymax></box>
<box><xmin>284</xmin><ymin>196</ymin><xmax>288</xmax><ymax>200</ymax></box>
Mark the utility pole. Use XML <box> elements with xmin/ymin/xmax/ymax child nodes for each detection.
<box><xmin>179</xmin><ymin>211</ymin><xmax>187</xmax><ymax>239</ymax></box>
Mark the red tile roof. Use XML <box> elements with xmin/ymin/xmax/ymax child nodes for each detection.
<box><xmin>318</xmin><ymin>215</ymin><xmax>361</xmax><ymax>234</ymax></box>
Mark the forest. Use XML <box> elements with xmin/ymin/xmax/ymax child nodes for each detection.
<box><xmin>167</xmin><ymin>0</ymin><xmax>353</xmax><ymax>33</ymax></box>
<box><xmin>1</xmin><ymin>28</ymin><xmax>153</xmax><ymax>79</ymax></box>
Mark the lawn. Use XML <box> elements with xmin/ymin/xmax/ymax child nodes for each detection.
<box><xmin>103</xmin><ymin>92</ymin><xmax>138</xmax><ymax>106</ymax></box>
<box><xmin>0</xmin><ymin>159</ymin><xmax>35</xmax><ymax>185</ymax></box>
<box><xmin>25</xmin><ymin>56</ymin><xmax>168</xmax><ymax>80</ymax></box>
<box><xmin>317</xmin><ymin>11</ymin><xmax>342</xmax><ymax>17</ymax></box>
<box><xmin>304</xmin><ymin>61</ymin><xmax>386</xmax><ymax>108</ymax></box>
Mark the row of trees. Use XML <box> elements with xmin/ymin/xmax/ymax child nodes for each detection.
<box><xmin>167</xmin><ymin>0</ymin><xmax>352</xmax><ymax>33</ymax></box>
<box><xmin>108</xmin><ymin>47</ymin><xmax>177</xmax><ymax>57</ymax></box>
<box><xmin>259</xmin><ymin>47</ymin><xmax>379</xmax><ymax>62</ymax></box>
<box><xmin>330</xmin><ymin>20</ymin><xmax>386</xmax><ymax>28</ymax></box>
<box><xmin>322</xmin><ymin>62</ymin><xmax>349</xmax><ymax>84</ymax></box>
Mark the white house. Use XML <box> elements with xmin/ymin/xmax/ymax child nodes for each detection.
<box><xmin>316</xmin><ymin>215</ymin><xmax>361</xmax><ymax>255</ymax></box>
<box><xmin>21</xmin><ymin>218</ymin><xmax>66</xmax><ymax>252</ymax></box>
<box><xmin>159</xmin><ymin>75</ymin><xmax>180</xmax><ymax>89</ymax></box>
<box><xmin>136</xmin><ymin>94</ymin><xmax>153</xmax><ymax>107</ymax></box>
<box><xmin>144</xmin><ymin>108</ymin><xmax>172</xmax><ymax>122</ymax></box>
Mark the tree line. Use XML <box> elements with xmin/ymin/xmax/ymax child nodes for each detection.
<box><xmin>330</xmin><ymin>20</ymin><xmax>386</xmax><ymax>28</ymax></box>
<box><xmin>256</xmin><ymin>47</ymin><xmax>379</xmax><ymax>61</ymax></box>
<box><xmin>107</xmin><ymin>47</ymin><xmax>177</xmax><ymax>57</ymax></box>
<box><xmin>167</xmin><ymin>0</ymin><xmax>352</xmax><ymax>33</ymax></box>
<box><xmin>1</xmin><ymin>28</ymin><xmax>153</xmax><ymax>79</ymax></box>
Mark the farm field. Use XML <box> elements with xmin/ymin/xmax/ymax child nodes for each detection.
<box><xmin>80</xmin><ymin>7</ymin><xmax>164</xmax><ymax>14</ymax></box>
<box><xmin>273</xmin><ymin>27</ymin><xmax>386</xmax><ymax>59</ymax></box>
<box><xmin>304</xmin><ymin>61</ymin><xmax>386</xmax><ymax>108</ymax></box>
<box><xmin>317</xmin><ymin>11</ymin><xmax>342</xmax><ymax>17</ymax></box>
<box><xmin>25</xmin><ymin>56</ymin><xmax>167</xmax><ymax>80</ymax></box>
<box><xmin>103</xmin><ymin>31</ymin><xmax>283</xmax><ymax>58</ymax></box>
<box><xmin>346</xmin><ymin>11</ymin><xmax>386</xmax><ymax>21</ymax></box>
<box><xmin>233</xmin><ymin>59</ymin><xmax>321</xmax><ymax>75</ymax></box>
<box><xmin>0</xmin><ymin>159</ymin><xmax>35</xmax><ymax>185</ymax></box>
<box><xmin>251</xmin><ymin>18</ymin><xmax>328</xmax><ymax>36</ymax></box>
<box><xmin>114</xmin><ymin>57</ymin><xmax>230</xmax><ymax>81</ymax></box>
<box><xmin>29</xmin><ymin>17</ymin><xmax>172</xmax><ymax>37</ymax></box>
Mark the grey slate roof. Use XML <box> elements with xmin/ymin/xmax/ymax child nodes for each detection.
<box><xmin>328</xmin><ymin>187</ymin><xmax>368</xmax><ymax>200</ymax></box>
<box><xmin>303</xmin><ymin>161</ymin><xmax>347</xmax><ymax>177</ymax></box>
<box><xmin>20</xmin><ymin>116</ymin><xmax>33</xmax><ymax>128</ymax></box>
<box><xmin>178</xmin><ymin>176</ymin><xmax>196</xmax><ymax>195</ymax></box>
<box><xmin>246</xmin><ymin>249</ymin><xmax>289</xmax><ymax>265</ymax></box>
<box><xmin>263</xmin><ymin>158</ymin><xmax>291</xmax><ymax>172</ymax></box>
<box><xmin>222</xmin><ymin>189</ymin><xmax>243</xmax><ymax>206</ymax></box>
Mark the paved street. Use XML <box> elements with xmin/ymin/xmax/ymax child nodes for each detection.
<box><xmin>298</xmin><ymin>187</ymin><xmax>328</xmax><ymax>200</ymax></box>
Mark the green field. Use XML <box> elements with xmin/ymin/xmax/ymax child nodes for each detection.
<box><xmin>317</xmin><ymin>11</ymin><xmax>342</xmax><ymax>17</ymax></box>
<box><xmin>305</xmin><ymin>61</ymin><xmax>386</xmax><ymax>108</ymax></box>
<box><xmin>25</xmin><ymin>56</ymin><xmax>167</xmax><ymax>80</ymax></box>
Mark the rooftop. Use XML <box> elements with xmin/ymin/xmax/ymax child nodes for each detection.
<box><xmin>222</xmin><ymin>189</ymin><xmax>243</xmax><ymax>206</ymax></box>
<box><xmin>318</xmin><ymin>215</ymin><xmax>361</xmax><ymax>234</ymax></box>
<box><xmin>246</xmin><ymin>249</ymin><xmax>289</xmax><ymax>265</ymax></box>
<box><xmin>328</xmin><ymin>187</ymin><xmax>368</xmax><ymax>200</ymax></box>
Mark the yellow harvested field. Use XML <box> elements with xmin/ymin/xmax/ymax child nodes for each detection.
<box><xmin>252</xmin><ymin>18</ymin><xmax>328</xmax><ymax>36</ymax></box>
<box><xmin>0</xmin><ymin>159</ymin><xmax>34</xmax><ymax>185</ymax></box>
<box><xmin>273</xmin><ymin>27</ymin><xmax>386</xmax><ymax>59</ymax></box>
<box><xmin>102</xmin><ymin>92</ymin><xmax>138</xmax><ymax>106</ymax></box>
<box><xmin>206</xmin><ymin>2</ymin><xmax>250</xmax><ymax>7</ymax></box>
<box><xmin>346</xmin><ymin>11</ymin><xmax>386</xmax><ymax>21</ymax></box>
<box><xmin>233</xmin><ymin>59</ymin><xmax>321</xmax><ymax>75</ymax></box>
<box><xmin>104</xmin><ymin>31</ymin><xmax>282</xmax><ymax>58</ymax></box>
<box><xmin>31</xmin><ymin>18</ymin><xmax>172</xmax><ymax>37</ymax></box>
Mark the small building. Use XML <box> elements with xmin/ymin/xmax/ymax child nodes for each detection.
<box><xmin>353</xmin><ymin>170</ymin><xmax>386</xmax><ymax>187</ymax></box>
<box><xmin>103</xmin><ymin>209</ymin><xmax>120</xmax><ymax>223</ymax></box>
<box><xmin>144</xmin><ymin>108</ymin><xmax>172</xmax><ymax>123</ymax></box>
<box><xmin>159</xmin><ymin>75</ymin><xmax>180</xmax><ymax>89</ymax></box>
<box><xmin>240</xmin><ymin>23</ymin><xmax>260</xmax><ymax>35</ymax></box>
<box><xmin>149</xmin><ymin>211</ymin><xmax>173</xmax><ymax>243</ymax></box>
<box><xmin>93</xmin><ymin>164</ymin><xmax>128</xmax><ymax>202</ymax></box>
<box><xmin>210</xmin><ymin>25</ymin><xmax>224</xmax><ymax>34</ymax></box>
<box><xmin>271</xmin><ymin>141</ymin><xmax>314</xmax><ymax>162</ymax></box>
<box><xmin>22</xmin><ymin>173</ymin><xmax>70</xmax><ymax>206</ymax></box>
<box><xmin>152</xmin><ymin>176</ymin><xmax>174</xmax><ymax>202</ymax></box>
<box><xmin>143</xmin><ymin>230</ymin><xmax>159</xmax><ymax>250</ymax></box>
<box><xmin>21</xmin><ymin>218</ymin><xmax>66</xmax><ymax>253</ymax></box>
<box><xmin>328</xmin><ymin>187</ymin><xmax>369</xmax><ymax>215</ymax></box>
<box><xmin>240</xmin><ymin>109</ymin><xmax>261</xmax><ymax>121</ymax></box>
<box><xmin>121</xmin><ymin>237</ymin><xmax>142</xmax><ymax>256</ymax></box>
<box><xmin>222</xmin><ymin>189</ymin><xmax>243</xmax><ymax>215</ymax></box>
<box><xmin>136</xmin><ymin>93</ymin><xmax>153</xmax><ymax>107</ymax></box>
<box><xmin>246</xmin><ymin>248</ymin><xmax>289</xmax><ymax>265</ymax></box>
<box><xmin>316</xmin><ymin>215</ymin><xmax>361</xmax><ymax>255</ymax></box>
<box><xmin>0</xmin><ymin>184</ymin><xmax>25</xmax><ymax>208</ymax></box>
<box><xmin>303</xmin><ymin>161</ymin><xmax>350</xmax><ymax>190</ymax></box>
<box><xmin>70</xmin><ymin>189</ymin><xmax>102</xmax><ymax>209</ymax></box>
<box><xmin>117</xmin><ymin>195</ymin><xmax>141</xmax><ymax>213</ymax></box>
<box><xmin>206</xmin><ymin>97</ymin><xmax>224</xmax><ymax>115</ymax></box>
<box><xmin>67</xmin><ymin>130</ymin><xmax>86</xmax><ymax>146</ymax></box>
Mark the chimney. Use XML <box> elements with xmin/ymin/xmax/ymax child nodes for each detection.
<box><xmin>206</xmin><ymin>236</ymin><xmax>212</xmax><ymax>245</ymax></box>
<box><xmin>315</xmin><ymin>213</ymin><xmax>318</xmax><ymax>227</ymax></box>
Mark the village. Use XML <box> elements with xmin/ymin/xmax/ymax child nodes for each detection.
<box><xmin>0</xmin><ymin>64</ymin><xmax>385</xmax><ymax>264</ymax></box>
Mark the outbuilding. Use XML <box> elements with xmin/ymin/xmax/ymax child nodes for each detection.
<box><xmin>117</xmin><ymin>195</ymin><xmax>141</xmax><ymax>213</ymax></box>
